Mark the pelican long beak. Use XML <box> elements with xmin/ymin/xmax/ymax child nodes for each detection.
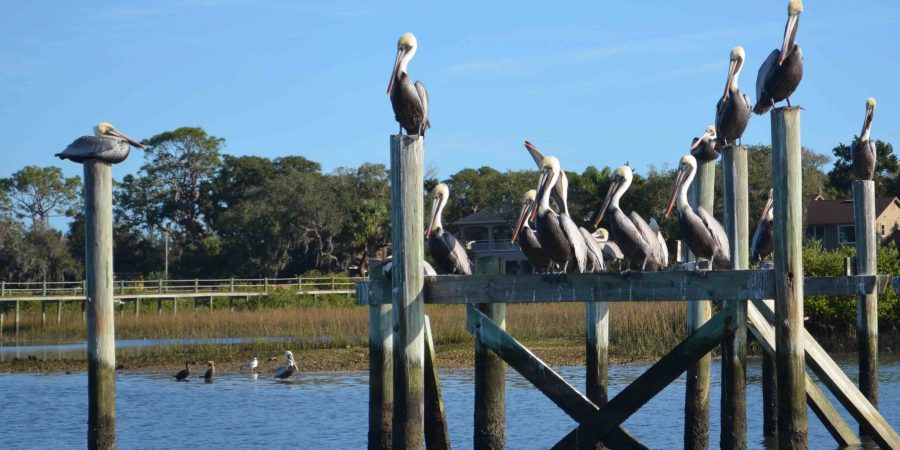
<box><xmin>387</xmin><ymin>48</ymin><xmax>405</xmax><ymax>95</ymax></box>
<box><xmin>690</xmin><ymin>130</ymin><xmax>712</xmax><ymax>151</ymax></box>
<box><xmin>524</xmin><ymin>140</ymin><xmax>545</xmax><ymax>168</ymax></box>
<box><xmin>108</xmin><ymin>129</ymin><xmax>144</xmax><ymax>149</ymax></box>
<box><xmin>665</xmin><ymin>166</ymin><xmax>688</xmax><ymax>218</ymax></box>
<box><xmin>723</xmin><ymin>58</ymin><xmax>738</xmax><ymax>101</ymax></box>
<box><xmin>533</xmin><ymin>168</ymin><xmax>552</xmax><ymax>221</ymax></box>
<box><xmin>425</xmin><ymin>194</ymin><xmax>440</xmax><ymax>239</ymax></box>
<box><xmin>758</xmin><ymin>196</ymin><xmax>774</xmax><ymax>228</ymax></box>
<box><xmin>594</xmin><ymin>177</ymin><xmax>619</xmax><ymax>227</ymax></box>
<box><xmin>779</xmin><ymin>14</ymin><xmax>799</xmax><ymax>66</ymax></box>
<box><xmin>862</xmin><ymin>103</ymin><xmax>875</xmax><ymax>139</ymax></box>
<box><xmin>511</xmin><ymin>199</ymin><xmax>534</xmax><ymax>243</ymax></box>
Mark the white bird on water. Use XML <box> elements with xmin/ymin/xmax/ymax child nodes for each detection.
<box><xmin>242</xmin><ymin>356</ymin><xmax>259</xmax><ymax>372</ymax></box>
<box><xmin>274</xmin><ymin>351</ymin><xmax>298</xmax><ymax>380</ymax></box>
<box><xmin>56</xmin><ymin>122</ymin><xmax>144</xmax><ymax>164</ymax></box>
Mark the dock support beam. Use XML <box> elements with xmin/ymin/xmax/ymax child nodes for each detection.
<box><xmin>474</xmin><ymin>256</ymin><xmax>506</xmax><ymax>450</ymax></box>
<box><xmin>584</xmin><ymin>300</ymin><xmax>609</xmax><ymax>450</ymax></box>
<box><xmin>721</xmin><ymin>145</ymin><xmax>748</xmax><ymax>449</ymax></box>
<box><xmin>852</xmin><ymin>179</ymin><xmax>878</xmax><ymax>440</ymax></box>
<box><xmin>390</xmin><ymin>134</ymin><xmax>426</xmax><ymax>449</ymax></box>
<box><xmin>684</xmin><ymin>157</ymin><xmax>714</xmax><ymax>450</ymax></box>
<box><xmin>368</xmin><ymin>262</ymin><xmax>393</xmax><ymax>450</ymax></box>
<box><xmin>83</xmin><ymin>160</ymin><xmax>117</xmax><ymax>449</ymax></box>
<box><xmin>771</xmin><ymin>107</ymin><xmax>807</xmax><ymax>449</ymax></box>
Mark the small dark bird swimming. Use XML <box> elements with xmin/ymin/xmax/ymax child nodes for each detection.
<box><xmin>174</xmin><ymin>362</ymin><xmax>192</xmax><ymax>381</ymax></box>
<box><xmin>425</xmin><ymin>184</ymin><xmax>472</xmax><ymax>275</ymax></box>
<box><xmin>202</xmin><ymin>361</ymin><xmax>215</xmax><ymax>382</ymax></box>
<box><xmin>387</xmin><ymin>33</ymin><xmax>430</xmax><ymax>136</ymax></box>
<box><xmin>55</xmin><ymin>122</ymin><xmax>144</xmax><ymax>164</ymax></box>
<box><xmin>852</xmin><ymin>98</ymin><xmax>877</xmax><ymax>181</ymax></box>
<box><xmin>690</xmin><ymin>125</ymin><xmax>719</xmax><ymax>161</ymax></box>
<box><xmin>754</xmin><ymin>0</ymin><xmax>804</xmax><ymax>115</ymax></box>
<box><xmin>716</xmin><ymin>47</ymin><xmax>751</xmax><ymax>147</ymax></box>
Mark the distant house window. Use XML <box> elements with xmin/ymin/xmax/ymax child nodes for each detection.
<box><xmin>880</xmin><ymin>224</ymin><xmax>886</xmax><ymax>236</ymax></box>
<box><xmin>838</xmin><ymin>225</ymin><xmax>856</xmax><ymax>245</ymax></box>
<box><xmin>806</xmin><ymin>226</ymin><xmax>825</xmax><ymax>241</ymax></box>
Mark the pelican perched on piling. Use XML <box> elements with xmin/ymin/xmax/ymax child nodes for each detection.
<box><xmin>751</xmin><ymin>190</ymin><xmax>774</xmax><ymax>265</ymax></box>
<box><xmin>690</xmin><ymin>126</ymin><xmax>719</xmax><ymax>162</ymax></box>
<box><xmin>174</xmin><ymin>362</ymin><xmax>192</xmax><ymax>381</ymax></box>
<box><xmin>754</xmin><ymin>0</ymin><xmax>804</xmax><ymax>114</ymax></box>
<box><xmin>716</xmin><ymin>47</ymin><xmax>751</xmax><ymax>147</ymax></box>
<box><xmin>666</xmin><ymin>155</ymin><xmax>731</xmax><ymax>269</ymax></box>
<box><xmin>387</xmin><ymin>33</ymin><xmax>429</xmax><ymax>136</ymax></box>
<box><xmin>202</xmin><ymin>361</ymin><xmax>215</xmax><ymax>381</ymax></box>
<box><xmin>274</xmin><ymin>351</ymin><xmax>298</xmax><ymax>380</ymax></box>
<box><xmin>511</xmin><ymin>190</ymin><xmax>553</xmax><ymax>272</ymax></box>
<box><xmin>242</xmin><ymin>356</ymin><xmax>259</xmax><ymax>372</ymax></box>
<box><xmin>426</xmin><ymin>184</ymin><xmax>472</xmax><ymax>275</ymax></box>
<box><xmin>534</xmin><ymin>157</ymin><xmax>588</xmax><ymax>273</ymax></box>
<box><xmin>852</xmin><ymin>98</ymin><xmax>878</xmax><ymax>181</ymax></box>
<box><xmin>56</xmin><ymin>122</ymin><xmax>144</xmax><ymax>164</ymax></box>
<box><xmin>594</xmin><ymin>165</ymin><xmax>665</xmax><ymax>271</ymax></box>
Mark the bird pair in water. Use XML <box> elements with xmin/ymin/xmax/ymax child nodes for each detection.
<box><xmin>173</xmin><ymin>361</ymin><xmax>215</xmax><ymax>382</ymax></box>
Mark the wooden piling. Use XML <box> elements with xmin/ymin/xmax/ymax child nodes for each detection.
<box><xmin>583</xmin><ymin>301</ymin><xmax>609</xmax><ymax>450</ymax></box>
<box><xmin>424</xmin><ymin>315</ymin><xmax>451</xmax><ymax>450</ymax></box>
<box><xmin>474</xmin><ymin>256</ymin><xmax>506</xmax><ymax>450</ymax></box>
<box><xmin>15</xmin><ymin>300</ymin><xmax>19</xmax><ymax>335</ymax></box>
<box><xmin>852</xmin><ymin>179</ymin><xmax>878</xmax><ymax>440</ymax></box>
<box><xmin>390</xmin><ymin>134</ymin><xmax>426</xmax><ymax>449</ymax></box>
<box><xmin>83</xmin><ymin>160</ymin><xmax>117</xmax><ymax>449</ymax></box>
<box><xmin>684</xmin><ymin>158</ymin><xmax>714</xmax><ymax>450</ymax></box>
<box><xmin>41</xmin><ymin>301</ymin><xmax>46</xmax><ymax>328</ymax></box>
<box><xmin>762</xmin><ymin>349</ymin><xmax>778</xmax><ymax>442</ymax></box>
<box><xmin>58</xmin><ymin>300</ymin><xmax>63</xmax><ymax>324</ymax></box>
<box><xmin>368</xmin><ymin>261</ymin><xmax>394</xmax><ymax>450</ymax></box>
<box><xmin>721</xmin><ymin>145</ymin><xmax>749</xmax><ymax>449</ymax></box>
<box><xmin>771</xmin><ymin>107</ymin><xmax>807</xmax><ymax>449</ymax></box>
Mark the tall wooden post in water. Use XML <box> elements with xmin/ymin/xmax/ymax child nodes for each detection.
<box><xmin>390</xmin><ymin>135</ymin><xmax>426</xmax><ymax>449</ymax></box>
<box><xmin>852</xmin><ymin>179</ymin><xmax>878</xmax><ymax>439</ymax></box>
<box><xmin>83</xmin><ymin>160</ymin><xmax>117</xmax><ymax>449</ymax></box>
<box><xmin>474</xmin><ymin>256</ymin><xmax>506</xmax><ymax>450</ymax></box>
<box><xmin>721</xmin><ymin>145</ymin><xmax>749</xmax><ymax>449</ymax></box>
<box><xmin>368</xmin><ymin>262</ymin><xmax>393</xmax><ymax>450</ymax></box>
<box><xmin>684</xmin><ymin>158</ymin><xmax>714</xmax><ymax>450</ymax></box>
<box><xmin>771</xmin><ymin>107</ymin><xmax>808</xmax><ymax>449</ymax></box>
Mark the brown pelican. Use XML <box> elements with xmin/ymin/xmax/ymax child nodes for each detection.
<box><xmin>525</xmin><ymin>140</ymin><xmax>568</xmax><ymax>209</ymax></box>
<box><xmin>202</xmin><ymin>361</ymin><xmax>215</xmax><ymax>381</ymax></box>
<box><xmin>665</xmin><ymin>155</ymin><xmax>731</xmax><ymax>269</ymax></box>
<box><xmin>511</xmin><ymin>190</ymin><xmax>553</xmax><ymax>272</ymax></box>
<box><xmin>534</xmin><ymin>156</ymin><xmax>588</xmax><ymax>273</ymax></box>
<box><xmin>426</xmin><ymin>184</ymin><xmax>472</xmax><ymax>275</ymax></box>
<box><xmin>274</xmin><ymin>351</ymin><xmax>298</xmax><ymax>380</ymax></box>
<box><xmin>174</xmin><ymin>362</ymin><xmax>192</xmax><ymax>381</ymax></box>
<box><xmin>754</xmin><ymin>0</ymin><xmax>804</xmax><ymax>114</ymax></box>
<box><xmin>852</xmin><ymin>97</ymin><xmax>877</xmax><ymax>180</ymax></box>
<box><xmin>716</xmin><ymin>47</ymin><xmax>752</xmax><ymax>146</ymax></box>
<box><xmin>242</xmin><ymin>356</ymin><xmax>259</xmax><ymax>372</ymax></box>
<box><xmin>690</xmin><ymin>126</ymin><xmax>719</xmax><ymax>161</ymax></box>
<box><xmin>648</xmin><ymin>218</ymin><xmax>669</xmax><ymax>268</ymax></box>
<box><xmin>594</xmin><ymin>165</ymin><xmax>665</xmax><ymax>271</ymax></box>
<box><xmin>378</xmin><ymin>257</ymin><xmax>438</xmax><ymax>279</ymax></box>
<box><xmin>594</xmin><ymin>228</ymin><xmax>625</xmax><ymax>264</ymax></box>
<box><xmin>387</xmin><ymin>33</ymin><xmax>429</xmax><ymax>136</ymax></box>
<box><xmin>751</xmin><ymin>190</ymin><xmax>774</xmax><ymax>265</ymax></box>
<box><xmin>56</xmin><ymin>122</ymin><xmax>144</xmax><ymax>164</ymax></box>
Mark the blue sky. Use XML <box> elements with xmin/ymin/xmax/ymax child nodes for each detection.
<box><xmin>2</xmin><ymin>0</ymin><xmax>899</xmax><ymax>186</ymax></box>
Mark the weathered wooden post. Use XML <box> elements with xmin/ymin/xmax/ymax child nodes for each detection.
<box><xmin>390</xmin><ymin>134</ymin><xmax>426</xmax><ymax>449</ymax></box>
<box><xmin>264</xmin><ymin>277</ymin><xmax>269</xmax><ymax>294</ymax></box>
<box><xmin>684</xmin><ymin>157</ymin><xmax>714</xmax><ymax>450</ymax></box>
<box><xmin>474</xmin><ymin>256</ymin><xmax>506</xmax><ymax>450</ymax></box>
<box><xmin>721</xmin><ymin>145</ymin><xmax>749</xmax><ymax>449</ymax></box>
<box><xmin>82</xmin><ymin>159</ymin><xmax>118</xmax><ymax>449</ymax></box>
<box><xmin>173</xmin><ymin>297</ymin><xmax>178</xmax><ymax>315</ymax></box>
<box><xmin>194</xmin><ymin>278</ymin><xmax>199</xmax><ymax>294</ymax></box>
<box><xmin>15</xmin><ymin>300</ymin><xmax>20</xmax><ymax>335</ymax></box>
<box><xmin>297</xmin><ymin>276</ymin><xmax>302</xmax><ymax>292</ymax></box>
<box><xmin>41</xmin><ymin>281</ymin><xmax>48</xmax><ymax>328</ymax></box>
<box><xmin>852</xmin><ymin>179</ymin><xmax>878</xmax><ymax>439</ymax></box>
<box><xmin>583</xmin><ymin>300</ymin><xmax>609</xmax><ymax>450</ymax></box>
<box><xmin>760</xmin><ymin>312</ymin><xmax>778</xmax><ymax>443</ymax></box>
<box><xmin>368</xmin><ymin>261</ymin><xmax>393</xmax><ymax>450</ymax></box>
<box><xmin>771</xmin><ymin>107</ymin><xmax>807</xmax><ymax>449</ymax></box>
<box><xmin>58</xmin><ymin>300</ymin><xmax>64</xmax><ymax>324</ymax></box>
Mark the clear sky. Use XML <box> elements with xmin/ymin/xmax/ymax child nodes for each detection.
<box><xmin>2</xmin><ymin>0</ymin><xmax>899</xmax><ymax>185</ymax></box>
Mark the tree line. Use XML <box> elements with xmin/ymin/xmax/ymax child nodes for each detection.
<box><xmin>1</xmin><ymin>126</ymin><xmax>896</xmax><ymax>281</ymax></box>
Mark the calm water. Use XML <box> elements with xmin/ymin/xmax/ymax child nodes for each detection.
<box><xmin>2</xmin><ymin>354</ymin><xmax>898</xmax><ymax>449</ymax></box>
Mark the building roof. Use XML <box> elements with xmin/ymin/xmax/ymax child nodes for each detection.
<box><xmin>805</xmin><ymin>197</ymin><xmax>899</xmax><ymax>226</ymax></box>
<box><xmin>454</xmin><ymin>208</ymin><xmax>510</xmax><ymax>226</ymax></box>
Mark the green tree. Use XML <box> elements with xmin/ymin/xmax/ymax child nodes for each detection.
<box><xmin>826</xmin><ymin>139</ymin><xmax>898</xmax><ymax>198</ymax></box>
<box><xmin>0</xmin><ymin>165</ymin><xmax>80</xmax><ymax>229</ymax></box>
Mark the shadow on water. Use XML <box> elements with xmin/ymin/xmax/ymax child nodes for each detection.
<box><xmin>1</xmin><ymin>353</ymin><xmax>897</xmax><ymax>449</ymax></box>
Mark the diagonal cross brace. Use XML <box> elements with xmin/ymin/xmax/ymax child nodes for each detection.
<box><xmin>465</xmin><ymin>305</ymin><xmax>647</xmax><ymax>450</ymax></box>
<box><xmin>552</xmin><ymin>308</ymin><xmax>737</xmax><ymax>448</ymax></box>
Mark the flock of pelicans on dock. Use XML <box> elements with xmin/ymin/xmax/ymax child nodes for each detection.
<box><xmin>49</xmin><ymin>0</ymin><xmax>881</xmax><ymax>379</ymax></box>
